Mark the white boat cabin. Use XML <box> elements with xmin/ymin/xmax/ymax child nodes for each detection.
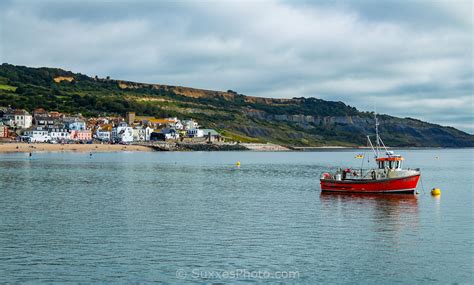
<box><xmin>376</xmin><ymin>155</ymin><xmax>403</xmax><ymax>170</ymax></box>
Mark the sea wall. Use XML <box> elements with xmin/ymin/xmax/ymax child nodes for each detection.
<box><xmin>148</xmin><ymin>142</ymin><xmax>249</xmax><ymax>151</ymax></box>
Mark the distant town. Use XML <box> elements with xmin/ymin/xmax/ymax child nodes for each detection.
<box><xmin>0</xmin><ymin>107</ymin><xmax>222</xmax><ymax>144</ymax></box>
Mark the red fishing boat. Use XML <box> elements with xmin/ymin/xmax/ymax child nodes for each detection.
<box><xmin>320</xmin><ymin>115</ymin><xmax>421</xmax><ymax>194</ymax></box>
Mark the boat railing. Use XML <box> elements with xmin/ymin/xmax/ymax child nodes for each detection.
<box><xmin>345</xmin><ymin>169</ymin><xmax>382</xmax><ymax>180</ymax></box>
<box><xmin>321</xmin><ymin>166</ymin><xmax>421</xmax><ymax>181</ymax></box>
<box><xmin>322</xmin><ymin>168</ymin><xmax>384</xmax><ymax>181</ymax></box>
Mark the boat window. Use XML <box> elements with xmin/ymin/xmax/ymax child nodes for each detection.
<box><xmin>389</xmin><ymin>161</ymin><xmax>393</xmax><ymax>169</ymax></box>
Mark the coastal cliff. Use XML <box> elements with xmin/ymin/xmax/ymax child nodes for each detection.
<box><xmin>0</xmin><ymin>63</ymin><xmax>472</xmax><ymax>147</ymax></box>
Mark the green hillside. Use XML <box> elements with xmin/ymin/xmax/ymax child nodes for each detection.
<box><xmin>0</xmin><ymin>63</ymin><xmax>472</xmax><ymax>147</ymax></box>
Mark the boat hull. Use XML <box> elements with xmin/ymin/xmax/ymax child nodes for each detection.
<box><xmin>320</xmin><ymin>174</ymin><xmax>420</xmax><ymax>194</ymax></box>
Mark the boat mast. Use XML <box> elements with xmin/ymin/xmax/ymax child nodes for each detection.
<box><xmin>374</xmin><ymin>112</ymin><xmax>390</xmax><ymax>156</ymax></box>
<box><xmin>368</xmin><ymin>111</ymin><xmax>389</xmax><ymax>161</ymax></box>
<box><xmin>375</xmin><ymin>112</ymin><xmax>380</xmax><ymax>158</ymax></box>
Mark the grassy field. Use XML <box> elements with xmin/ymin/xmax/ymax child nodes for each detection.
<box><xmin>219</xmin><ymin>130</ymin><xmax>265</xmax><ymax>143</ymax></box>
<box><xmin>0</xmin><ymin>84</ymin><xmax>17</xmax><ymax>91</ymax></box>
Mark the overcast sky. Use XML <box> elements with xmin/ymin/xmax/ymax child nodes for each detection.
<box><xmin>0</xmin><ymin>0</ymin><xmax>472</xmax><ymax>132</ymax></box>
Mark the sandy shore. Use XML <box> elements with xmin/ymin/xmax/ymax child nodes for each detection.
<box><xmin>240</xmin><ymin>143</ymin><xmax>290</xmax><ymax>151</ymax></box>
<box><xmin>0</xmin><ymin>143</ymin><xmax>153</xmax><ymax>153</ymax></box>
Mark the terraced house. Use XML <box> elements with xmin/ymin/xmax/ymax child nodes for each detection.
<box><xmin>1</xmin><ymin>109</ymin><xmax>33</xmax><ymax>129</ymax></box>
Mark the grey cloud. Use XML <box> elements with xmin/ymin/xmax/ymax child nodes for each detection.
<box><xmin>290</xmin><ymin>0</ymin><xmax>472</xmax><ymax>29</ymax></box>
<box><xmin>0</xmin><ymin>0</ymin><xmax>472</xmax><ymax>133</ymax></box>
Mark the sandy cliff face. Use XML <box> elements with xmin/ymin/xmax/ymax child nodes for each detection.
<box><xmin>117</xmin><ymin>80</ymin><xmax>300</xmax><ymax>105</ymax></box>
<box><xmin>53</xmin><ymin>76</ymin><xmax>74</xmax><ymax>83</ymax></box>
<box><xmin>117</xmin><ymin>80</ymin><xmax>232</xmax><ymax>99</ymax></box>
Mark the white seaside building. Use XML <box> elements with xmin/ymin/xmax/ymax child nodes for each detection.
<box><xmin>14</xmin><ymin>110</ymin><xmax>33</xmax><ymax>129</ymax></box>
<box><xmin>24</xmin><ymin>127</ymin><xmax>51</xmax><ymax>142</ymax></box>
<box><xmin>182</xmin><ymin>119</ymin><xmax>199</xmax><ymax>131</ymax></box>
<box><xmin>132</xmin><ymin>126</ymin><xmax>154</xmax><ymax>141</ymax></box>
<box><xmin>112</xmin><ymin>122</ymin><xmax>134</xmax><ymax>143</ymax></box>
<box><xmin>64</xmin><ymin>118</ymin><xmax>86</xmax><ymax>131</ymax></box>
<box><xmin>3</xmin><ymin>110</ymin><xmax>33</xmax><ymax>129</ymax></box>
<box><xmin>48</xmin><ymin>128</ymin><xmax>70</xmax><ymax>141</ymax></box>
<box><xmin>95</xmin><ymin>128</ymin><xmax>111</xmax><ymax>142</ymax></box>
<box><xmin>160</xmin><ymin>128</ymin><xmax>180</xmax><ymax>140</ymax></box>
<box><xmin>186</xmin><ymin>128</ymin><xmax>204</xmax><ymax>138</ymax></box>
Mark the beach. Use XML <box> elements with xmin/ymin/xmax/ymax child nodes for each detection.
<box><xmin>0</xmin><ymin>143</ymin><xmax>153</xmax><ymax>153</ymax></box>
<box><xmin>0</xmin><ymin>142</ymin><xmax>296</xmax><ymax>153</ymax></box>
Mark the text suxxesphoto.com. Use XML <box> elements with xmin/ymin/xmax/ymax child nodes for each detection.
<box><xmin>175</xmin><ymin>268</ymin><xmax>300</xmax><ymax>281</ymax></box>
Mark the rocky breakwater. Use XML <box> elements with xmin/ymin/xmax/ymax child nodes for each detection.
<box><xmin>148</xmin><ymin>142</ymin><xmax>249</xmax><ymax>151</ymax></box>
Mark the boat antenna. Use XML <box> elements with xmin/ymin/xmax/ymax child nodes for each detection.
<box><xmin>374</xmin><ymin>110</ymin><xmax>390</xmax><ymax>156</ymax></box>
<box><xmin>374</xmin><ymin>111</ymin><xmax>380</xmax><ymax>158</ymax></box>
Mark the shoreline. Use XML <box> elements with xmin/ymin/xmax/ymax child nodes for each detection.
<box><xmin>0</xmin><ymin>142</ymin><xmax>468</xmax><ymax>154</ymax></box>
<box><xmin>0</xmin><ymin>143</ymin><xmax>153</xmax><ymax>153</ymax></box>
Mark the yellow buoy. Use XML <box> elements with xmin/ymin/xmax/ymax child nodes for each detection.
<box><xmin>236</xmin><ymin>161</ymin><xmax>241</xmax><ymax>166</ymax></box>
<box><xmin>431</xmin><ymin>188</ymin><xmax>441</xmax><ymax>196</ymax></box>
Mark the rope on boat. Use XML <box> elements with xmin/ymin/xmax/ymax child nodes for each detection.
<box><xmin>419</xmin><ymin>176</ymin><xmax>426</xmax><ymax>194</ymax></box>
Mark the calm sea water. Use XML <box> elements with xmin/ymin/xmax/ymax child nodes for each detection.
<box><xmin>0</xmin><ymin>149</ymin><xmax>472</xmax><ymax>284</ymax></box>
